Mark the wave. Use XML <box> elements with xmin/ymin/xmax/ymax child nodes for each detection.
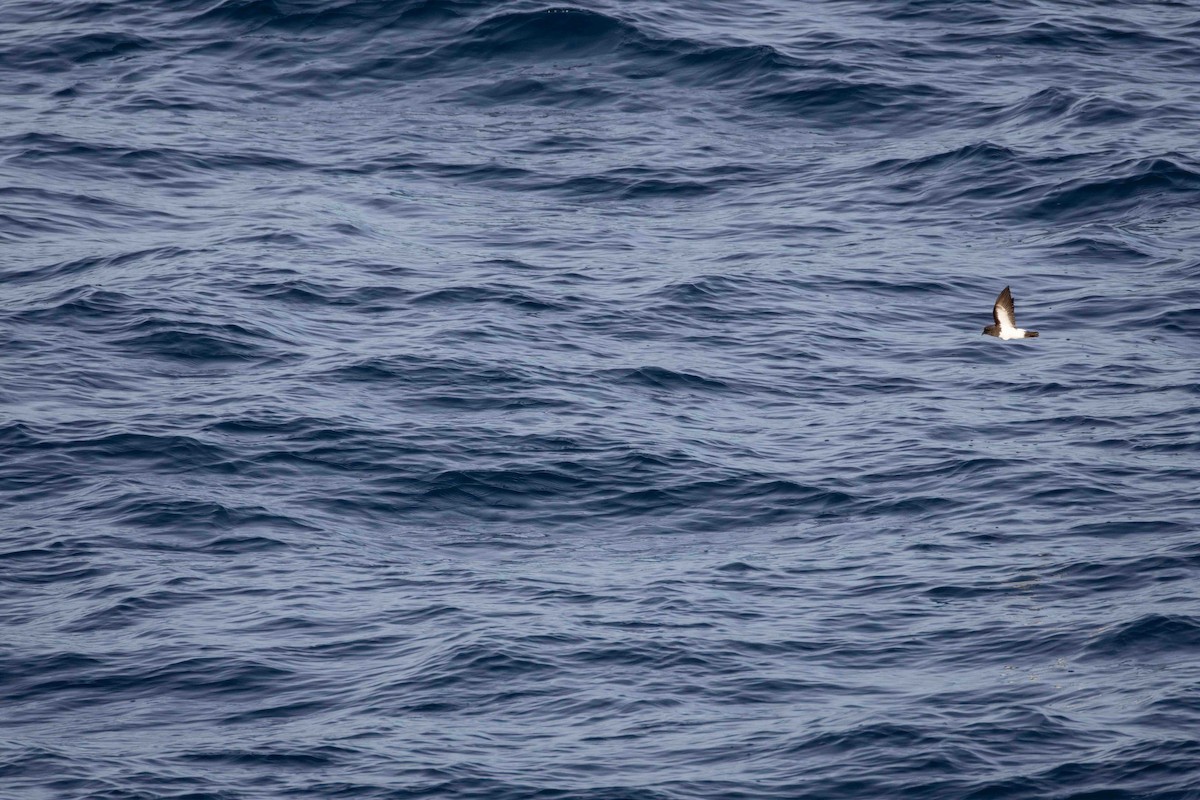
<box><xmin>0</xmin><ymin>188</ymin><xmax>179</xmax><ymax>244</ymax></box>
<box><xmin>749</xmin><ymin>77</ymin><xmax>950</xmax><ymax>126</ymax></box>
<box><xmin>193</xmin><ymin>0</ymin><xmax>484</xmax><ymax>30</ymax></box>
<box><xmin>116</xmin><ymin>318</ymin><xmax>295</xmax><ymax>362</ymax></box>
<box><xmin>5</xmin><ymin>1</ymin><xmax>1200</xmax><ymax>798</ymax></box>
<box><xmin>452</xmin><ymin>7</ymin><xmax>634</xmax><ymax>58</ymax></box>
<box><xmin>4</xmin><ymin>132</ymin><xmax>312</xmax><ymax>183</ymax></box>
<box><xmin>1084</xmin><ymin>614</ymin><xmax>1200</xmax><ymax>660</ymax></box>
<box><xmin>0</xmin><ymin>31</ymin><xmax>158</xmax><ymax>73</ymax></box>
<box><xmin>597</xmin><ymin>366</ymin><xmax>732</xmax><ymax>393</ymax></box>
<box><xmin>1023</xmin><ymin>154</ymin><xmax>1200</xmax><ymax>224</ymax></box>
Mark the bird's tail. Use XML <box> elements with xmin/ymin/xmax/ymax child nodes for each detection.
<box><xmin>1024</xmin><ymin>330</ymin><xmax>1039</xmax><ymax>338</ymax></box>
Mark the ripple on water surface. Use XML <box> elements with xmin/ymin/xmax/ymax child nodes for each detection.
<box><xmin>2</xmin><ymin>0</ymin><xmax>1200</xmax><ymax>798</ymax></box>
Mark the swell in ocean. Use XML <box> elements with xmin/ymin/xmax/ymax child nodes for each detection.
<box><xmin>3</xmin><ymin>1</ymin><xmax>1200</xmax><ymax>798</ymax></box>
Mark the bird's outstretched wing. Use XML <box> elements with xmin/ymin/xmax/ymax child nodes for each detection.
<box><xmin>993</xmin><ymin>286</ymin><xmax>1016</xmax><ymax>331</ymax></box>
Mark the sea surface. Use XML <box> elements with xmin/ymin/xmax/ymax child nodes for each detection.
<box><xmin>3</xmin><ymin>1</ymin><xmax>1200</xmax><ymax>798</ymax></box>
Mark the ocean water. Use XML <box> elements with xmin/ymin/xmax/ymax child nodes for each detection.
<box><xmin>3</xmin><ymin>1</ymin><xmax>1200</xmax><ymax>797</ymax></box>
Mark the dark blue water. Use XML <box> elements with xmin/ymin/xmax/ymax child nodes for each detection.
<box><xmin>3</xmin><ymin>1</ymin><xmax>1200</xmax><ymax>797</ymax></box>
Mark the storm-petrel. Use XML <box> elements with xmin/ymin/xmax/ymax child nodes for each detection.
<box><xmin>982</xmin><ymin>286</ymin><xmax>1038</xmax><ymax>339</ymax></box>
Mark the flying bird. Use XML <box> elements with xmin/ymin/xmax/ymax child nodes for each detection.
<box><xmin>982</xmin><ymin>286</ymin><xmax>1038</xmax><ymax>339</ymax></box>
